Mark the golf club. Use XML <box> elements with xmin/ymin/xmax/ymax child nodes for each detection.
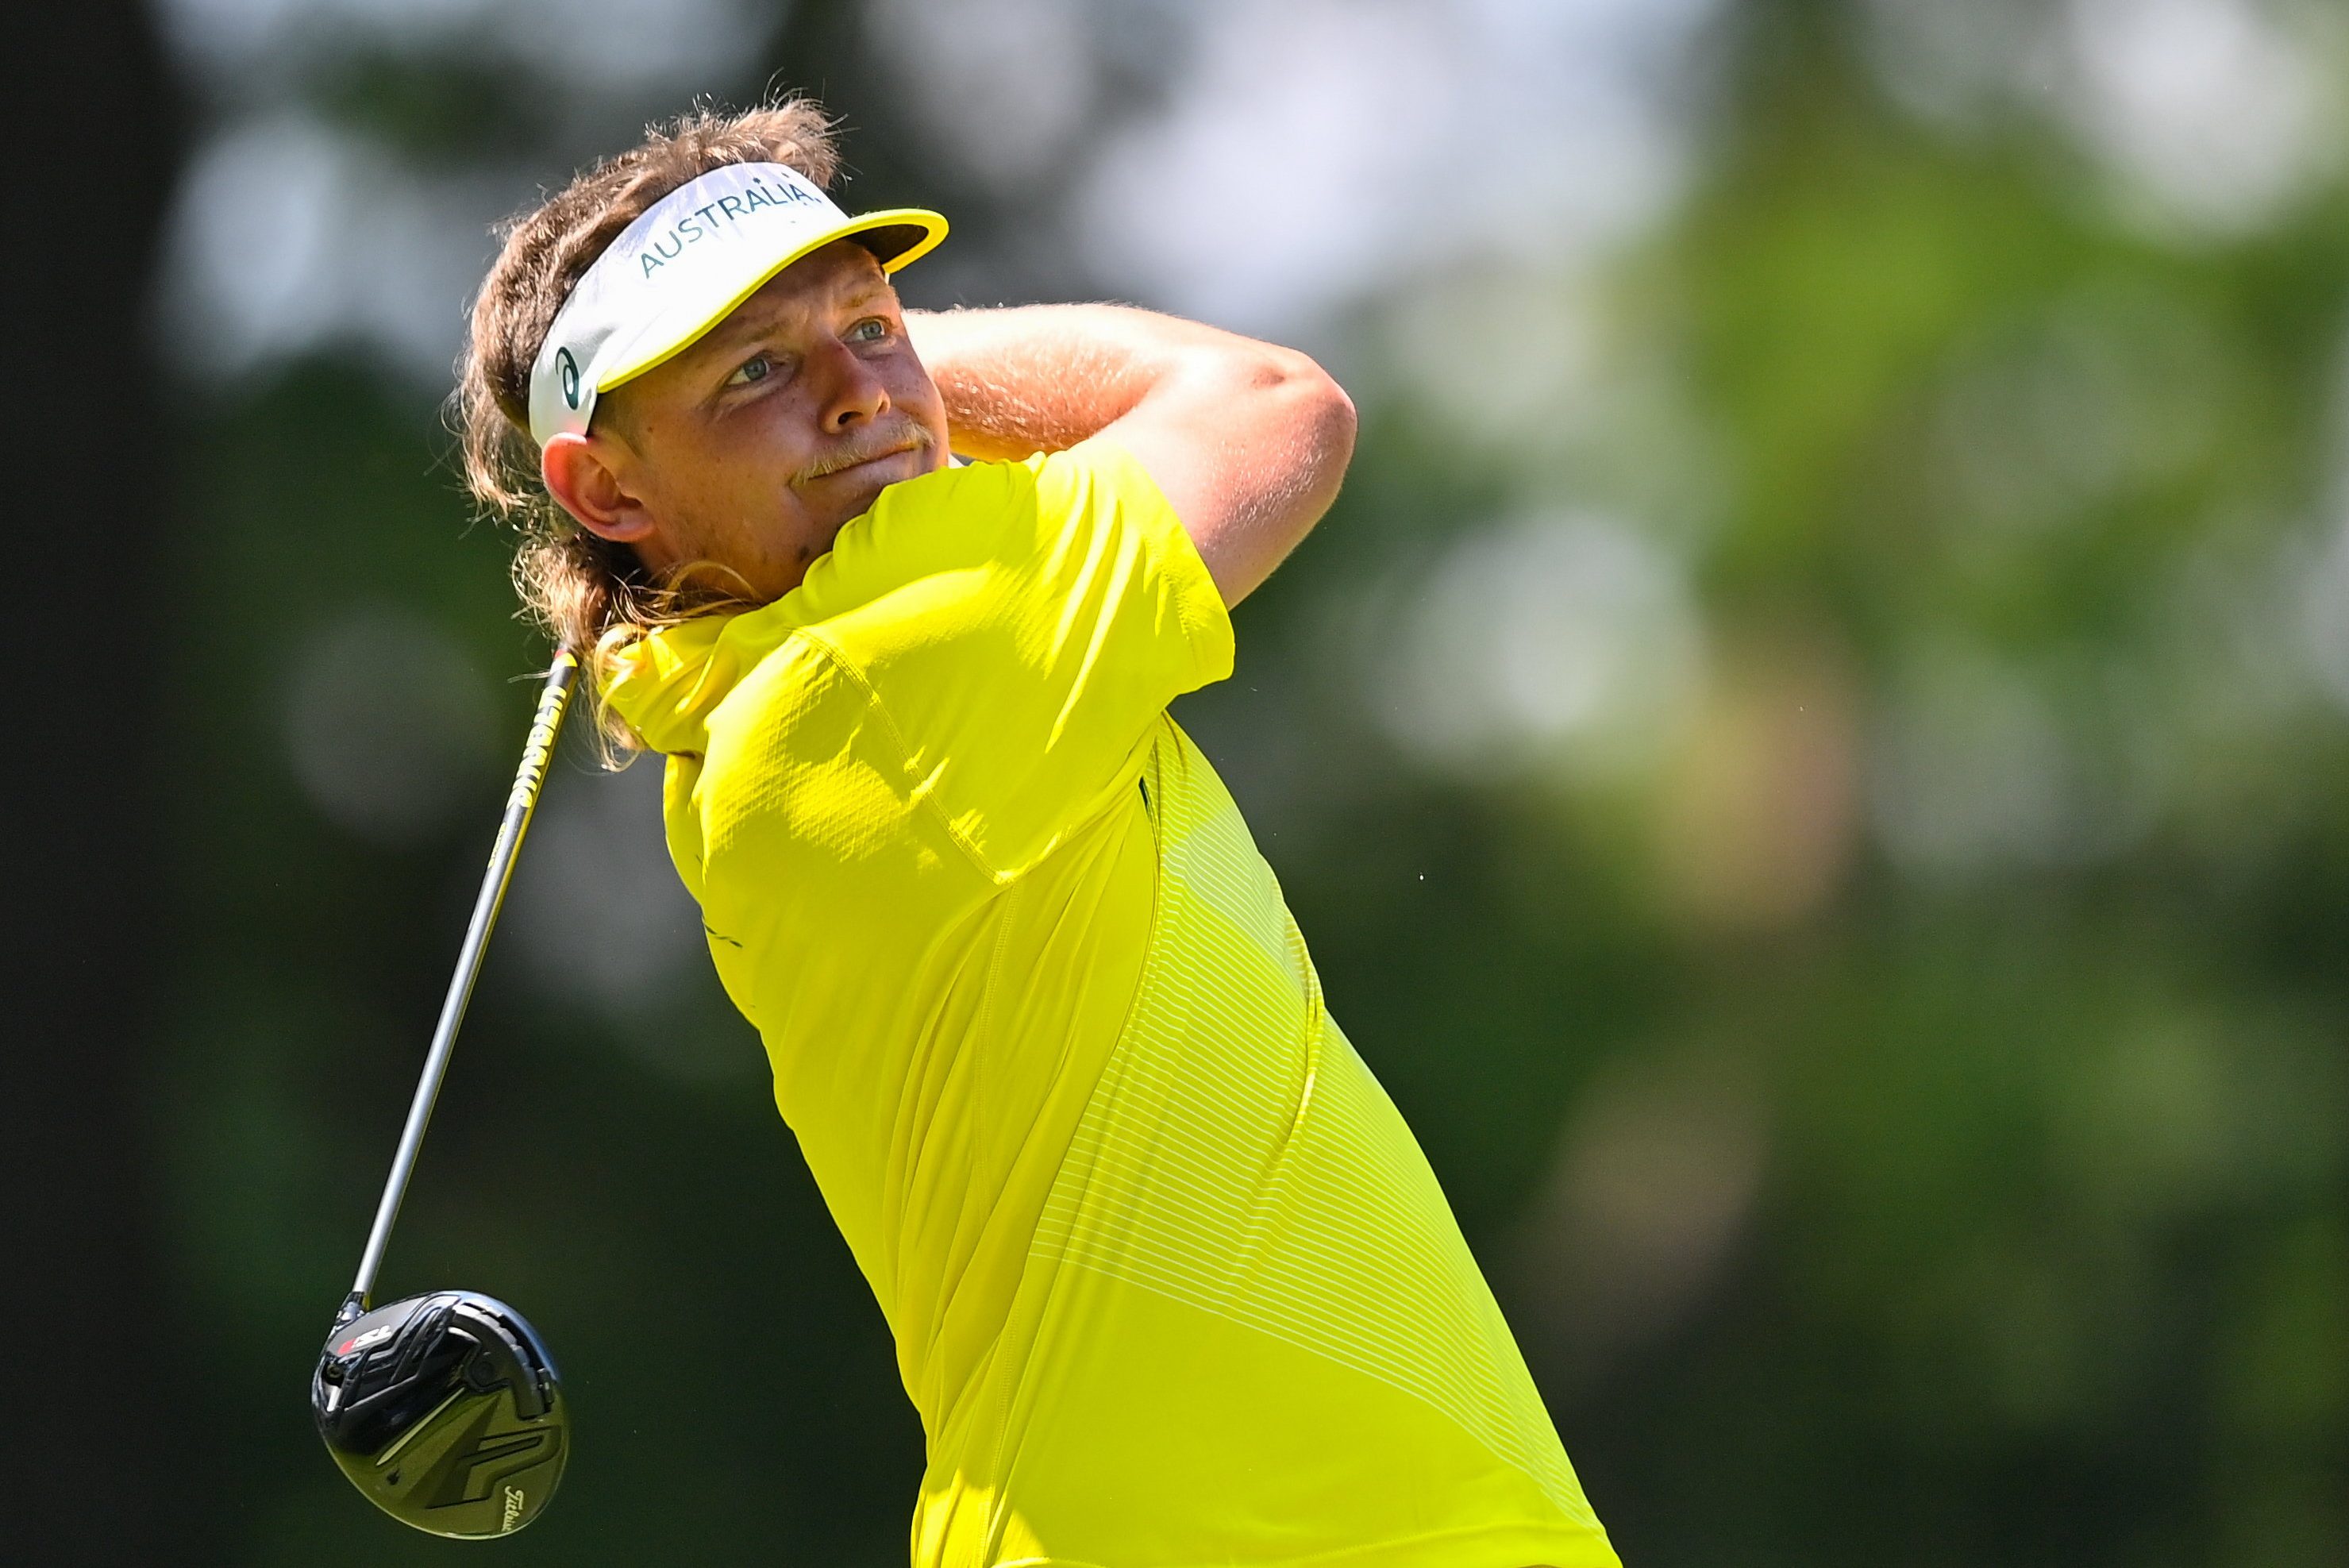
<box><xmin>311</xmin><ymin>645</ymin><xmax>579</xmax><ymax>1539</ymax></box>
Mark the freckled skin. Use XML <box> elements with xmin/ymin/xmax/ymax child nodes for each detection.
<box><xmin>545</xmin><ymin>239</ymin><xmax>952</xmax><ymax>603</ymax></box>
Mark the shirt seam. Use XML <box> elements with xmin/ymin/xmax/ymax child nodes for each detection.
<box><xmin>977</xmin><ymin>733</ymin><xmax>1172</xmax><ymax>1545</ymax></box>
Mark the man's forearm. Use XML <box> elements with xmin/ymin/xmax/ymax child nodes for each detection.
<box><xmin>907</xmin><ymin>304</ymin><xmax>1238</xmax><ymax>460</ymax></box>
<box><xmin>906</xmin><ymin>302</ymin><xmax>1355</xmax><ymax>606</ymax></box>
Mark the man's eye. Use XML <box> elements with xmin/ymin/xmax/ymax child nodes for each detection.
<box><xmin>849</xmin><ymin>318</ymin><xmax>888</xmax><ymax>344</ymax></box>
<box><xmin>728</xmin><ymin>353</ymin><xmax>772</xmax><ymax>387</ymax></box>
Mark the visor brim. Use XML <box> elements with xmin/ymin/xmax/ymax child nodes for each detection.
<box><xmin>595</xmin><ymin>206</ymin><xmax>949</xmax><ymax>395</ymax></box>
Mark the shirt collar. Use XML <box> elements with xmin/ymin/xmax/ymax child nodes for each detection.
<box><xmin>599</xmin><ymin>613</ymin><xmax>743</xmax><ymax>757</ymax></box>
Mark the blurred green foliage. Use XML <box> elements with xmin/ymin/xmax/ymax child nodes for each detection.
<box><xmin>161</xmin><ymin>2</ymin><xmax>2349</xmax><ymax>1563</ymax></box>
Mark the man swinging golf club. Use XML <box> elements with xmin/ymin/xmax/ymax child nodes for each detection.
<box><xmin>458</xmin><ymin>100</ymin><xmax>1619</xmax><ymax>1568</ymax></box>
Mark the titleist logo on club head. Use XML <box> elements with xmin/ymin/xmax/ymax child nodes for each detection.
<box><xmin>502</xmin><ymin>1485</ymin><xmax>526</xmax><ymax>1531</ymax></box>
<box><xmin>633</xmin><ymin>171</ymin><xmax>828</xmax><ymax>280</ymax></box>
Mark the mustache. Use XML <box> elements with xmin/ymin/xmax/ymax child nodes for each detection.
<box><xmin>789</xmin><ymin>422</ymin><xmax>935</xmax><ymax>486</ymax></box>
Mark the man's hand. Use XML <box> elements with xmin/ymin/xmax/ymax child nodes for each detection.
<box><xmin>905</xmin><ymin>305</ymin><xmax>1357</xmax><ymax>607</ymax></box>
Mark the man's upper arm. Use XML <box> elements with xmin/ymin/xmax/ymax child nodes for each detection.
<box><xmin>1096</xmin><ymin>345</ymin><xmax>1357</xmax><ymax>608</ymax></box>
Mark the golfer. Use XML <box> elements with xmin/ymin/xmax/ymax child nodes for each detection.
<box><xmin>460</xmin><ymin>102</ymin><xmax>1618</xmax><ymax>1568</ymax></box>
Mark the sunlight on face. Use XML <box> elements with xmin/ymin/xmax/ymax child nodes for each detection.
<box><xmin>597</xmin><ymin>240</ymin><xmax>951</xmax><ymax>602</ymax></box>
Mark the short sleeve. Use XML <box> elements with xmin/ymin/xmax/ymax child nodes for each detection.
<box><xmin>786</xmin><ymin>437</ymin><xmax>1234</xmax><ymax>880</ymax></box>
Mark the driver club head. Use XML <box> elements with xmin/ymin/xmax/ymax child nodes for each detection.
<box><xmin>313</xmin><ymin>1290</ymin><xmax>568</xmax><ymax>1538</ymax></box>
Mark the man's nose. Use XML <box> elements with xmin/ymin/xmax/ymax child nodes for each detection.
<box><xmin>816</xmin><ymin>337</ymin><xmax>889</xmax><ymax>432</ymax></box>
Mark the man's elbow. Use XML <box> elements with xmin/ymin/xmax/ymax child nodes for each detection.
<box><xmin>1252</xmin><ymin>347</ymin><xmax>1357</xmax><ymax>485</ymax></box>
<box><xmin>1300</xmin><ymin>359</ymin><xmax>1359</xmax><ymax>480</ymax></box>
<box><xmin>1157</xmin><ymin>342</ymin><xmax>1358</xmax><ymax>603</ymax></box>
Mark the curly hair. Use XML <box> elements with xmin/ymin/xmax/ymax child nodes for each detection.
<box><xmin>455</xmin><ymin>98</ymin><xmax>842</xmax><ymax>740</ymax></box>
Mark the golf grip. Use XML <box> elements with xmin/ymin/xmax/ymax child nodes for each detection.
<box><xmin>343</xmin><ymin>645</ymin><xmax>580</xmax><ymax>1320</ymax></box>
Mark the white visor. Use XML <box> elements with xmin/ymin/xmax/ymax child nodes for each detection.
<box><xmin>526</xmin><ymin>163</ymin><xmax>946</xmax><ymax>445</ymax></box>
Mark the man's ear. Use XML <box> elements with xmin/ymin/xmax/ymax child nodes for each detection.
<box><xmin>541</xmin><ymin>432</ymin><xmax>656</xmax><ymax>543</ymax></box>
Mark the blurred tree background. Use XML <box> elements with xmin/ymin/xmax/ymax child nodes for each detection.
<box><xmin>112</xmin><ymin>0</ymin><xmax>2349</xmax><ymax>1562</ymax></box>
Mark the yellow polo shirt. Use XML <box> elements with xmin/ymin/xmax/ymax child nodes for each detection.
<box><xmin>602</xmin><ymin>440</ymin><xmax>1616</xmax><ymax>1568</ymax></box>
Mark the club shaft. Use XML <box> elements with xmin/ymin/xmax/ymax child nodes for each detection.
<box><xmin>349</xmin><ymin>646</ymin><xmax>580</xmax><ymax>1306</ymax></box>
